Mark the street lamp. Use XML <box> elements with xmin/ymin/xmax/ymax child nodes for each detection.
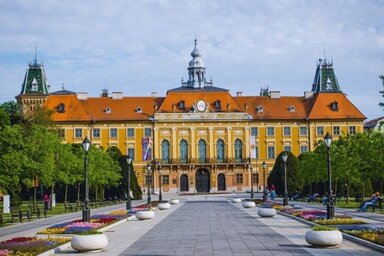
<box><xmin>82</xmin><ymin>136</ymin><xmax>91</xmax><ymax>222</ymax></box>
<box><xmin>282</xmin><ymin>152</ymin><xmax>288</xmax><ymax>206</ymax></box>
<box><xmin>250</xmin><ymin>165</ymin><xmax>254</xmax><ymax>199</ymax></box>
<box><xmin>126</xmin><ymin>155</ymin><xmax>132</xmax><ymax>212</ymax></box>
<box><xmin>146</xmin><ymin>163</ymin><xmax>151</xmax><ymax>205</ymax></box>
<box><xmin>158</xmin><ymin>163</ymin><xmax>162</xmax><ymax>201</ymax></box>
<box><xmin>324</xmin><ymin>132</ymin><xmax>335</xmax><ymax>219</ymax></box>
<box><xmin>262</xmin><ymin>161</ymin><xmax>267</xmax><ymax>202</ymax></box>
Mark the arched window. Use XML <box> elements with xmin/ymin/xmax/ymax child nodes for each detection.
<box><xmin>198</xmin><ymin>139</ymin><xmax>207</xmax><ymax>163</ymax></box>
<box><xmin>161</xmin><ymin>140</ymin><xmax>170</xmax><ymax>163</ymax></box>
<box><xmin>234</xmin><ymin>139</ymin><xmax>243</xmax><ymax>162</ymax></box>
<box><xmin>179</xmin><ymin>139</ymin><xmax>188</xmax><ymax>163</ymax></box>
<box><xmin>216</xmin><ymin>139</ymin><xmax>225</xmax><ymax>162</ymax></box>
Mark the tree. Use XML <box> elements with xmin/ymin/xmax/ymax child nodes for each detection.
<box><xmin>268</xmin><ymin>151</ymin><xmax>303</xmax><ymax>196</ymax></box>
<box><xmin>0</xmin><ymin>101</ymin><xmax>23</xmax><ymax>124</ymax></box>
<box><xmin>0</xmin><ymin>125</ymin><xmax>27</xmax><ymax>205</ymax></box>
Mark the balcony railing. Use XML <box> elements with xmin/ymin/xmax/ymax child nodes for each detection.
<box><xmin>159</xmin><ymin>157</ymin><xmax>251</xmax><ymax>165</ymax></box>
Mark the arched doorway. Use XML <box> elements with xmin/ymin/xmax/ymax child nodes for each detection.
<box><xmin>217</xmin><ymin>173</ymin><xmax>226</xmax><ymax>191</ymax></box>
<box><xmin>180</xmin><ymin>174</ymin><xmax>189</xmax><ymax>192</ymax></box>
<box><xmin>196</xmin><ymin>169</ymin><xmax>210</xmax><ymax>193</ymax></box>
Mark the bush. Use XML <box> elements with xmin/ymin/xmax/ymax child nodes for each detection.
<box><xmin>312</xmin><ymin>225</ymin><xmax>338</xmax><ymax>231</ymax></box>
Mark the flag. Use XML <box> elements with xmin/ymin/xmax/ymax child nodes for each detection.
<box><xmin>250</xmin><ymin>135</ymin><xmax>256</xmax><ymax>159</ymax></box>
<box><xmin>142</xmin><ymin>137</ymin><xmax>152</xmax><ymax>161</ymax></box>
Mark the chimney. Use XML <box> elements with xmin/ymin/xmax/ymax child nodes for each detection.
<box><xmin>270</xmin><ymin>91</ymin><xmax>281</xmax><ymax>99</ymax></box>
<box><xmin>151</xmin><ymin>92</ymin><xmax>157</xmax><ymax>97</ymax></box>
<box><xmin>244</xmin><ymin>103</ymin><xmax>248</xmax><ymax>112</ymax></box>
<box><xmin>304</xmin><ymin>91</ymin><xmax>314</xmax><ymax>98</ymax></box>
<box><xmin>100</xmin><ymin>88</ymin><xmax>108</xmax><ymax>98</ymax></box>
<box><xmin>77</xmin><ymin>92</ymin><xmax>88</xmax><ymax>100</ymax></box>
<box><xmin>111</xmin><ymin>92</ymin><xmax>123</xmax><ymax>99</ymax></box>
<box><xmin>236</xmin><ymin>91</ymin><xmax>243</xmax><ymax>97</ymax></box>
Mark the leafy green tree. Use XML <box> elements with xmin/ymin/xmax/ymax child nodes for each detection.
<box><xmin>0</xmin><ymin>101</ymin><xmax>23</xmax><ymax>124</ymax></box>
<box><xmin>0</xmin><ymin>108</ymin><xmax>10</xmax><ymax>127</ymax></box>
<box><xmin>268</xmin><ymin>151</ymin><xmax>303</xmax><ymax>195</ymax></box>
<box><xmin>298</xmin><ymin>151</ymin><xmax>324</xmax><ymax>195</ymax></box>
<box><xmin>0</xmin><ymin>125</ymin><xmax>27</xmax><ymax>205</ymax></box>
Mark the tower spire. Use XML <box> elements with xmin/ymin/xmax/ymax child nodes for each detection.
<box><xmin>181</xmin><ymin>38</ymin><xmax>213</xmax><ymax>88</ymax></box>
<box><xmin>34</xmin><ymin>43</ymin><xmax>38</xmax><ymax>66</ymax></box>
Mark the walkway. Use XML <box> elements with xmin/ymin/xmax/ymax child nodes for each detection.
<box><xmin>55</xmin><ymin>194</ymin><xmax>383</xmax><ymax>256</ymax></box>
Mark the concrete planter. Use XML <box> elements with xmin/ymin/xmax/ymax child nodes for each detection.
<box><xmin>158</xmin><ymin>202</ymin><xmax>171</xmax><ymax>210</ymax></box>
<box><xmin>242</xmin><ymin>201</ymin><xmax>256</xmax><ymax>208</ymax></box>
<box><xmin>257</xmin><ymin>208</ymin><xmax>277</xmax><ymax>217</ymax></box>
<box><xmin>135</xmin><ymin>210</ymin><xmax>155</xmax><ymax>220</ymax></box>
<box><xmin>170</xmin><ymin>199</ymin><xmax>180</xmax><ymax>204</ymax></box>
<box><xmin>305</xmin><ymin>230</ymin><xmax>343</xmax><ymax>247</ymax></box>
<box><xmin>71</xmin><ymin>234</ymin><xmax>108</xmax><ymax>252</ymax></box>
<box><xmin>231</xmin><ymin>198</ymin><xmax>242</xmax><ymax>203</ymax></box>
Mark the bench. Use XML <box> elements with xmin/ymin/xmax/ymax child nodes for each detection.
<box><xmin>9</xmin><ymin>206</ymin><xmax>30</xmax><ymax>223</ymax></box>
<box><xmin>367</xmin><ymin>197</ymin><xmax>382</xmax><ymax>213</ymax></box>
<box><xmin>64</xmin><ymin>201</ymin><xmax>78</xmax><ymax>212</ymax></box>
<box><xmin>28</xmin><ymin>204</ymin><xmax>47</xmax><ymax>219</ymax></box>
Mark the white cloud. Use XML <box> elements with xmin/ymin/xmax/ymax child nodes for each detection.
<box><xmin>0</xmin><ymin>0</ymin><xmax>383</xmax><ymax>119</ymax></box>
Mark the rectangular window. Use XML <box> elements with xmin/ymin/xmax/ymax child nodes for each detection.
<box><xmin>255</xmin><ymin>146</ymin><xmax>259</xmax><ymax>159</ymax></box>
<box><xmin>127</xmin><ymin>148</ymin><xmax>135</xmax><ymax>160</ymax></box>
<box><xmin>93</xmin><ymin>128</ymin><xmax>100</xmax><ymax>138</ymax></box>
<box><xmin>267</xmin><ymin>127</ymin><xmax>274</xmax><ymax>136</ymax></box>
<box><xmin>58</xmin><ymin>128</ymin><xmax>65</xmax><ymax>138</ymax></box>
<box><xmin>284</xmin><ymin>146</ymin><xmax>291</xmax><ymax>152</ymax></box>
<box><xmin>251</xmin><ymin>127</ymin><xmax>258</xmax><ymax>136</ymax></box>
<box><xmin>300</xmin><ymin>145</ymin><xmax>308</xmax><ymax>154</ymax></box>
<box><xmin>127</xmin><ymin>128</ymin><xmax>134</xmax><ymax>138</ymax></box>
<box><xmin>300</xmin><ymin>126</ymin><xmax>307</xmax><ymax>136</ymax></box>
<box><xmin>235</xmin><ymin>174</ymin><xmax>243</xmax><ymax>184</ymax></box>
<box><xmin>75</xmin><ymin>128</ymin><xmax>82</xmax><ymax>138</ymax></box>
<box><xmin>267</xmin><ymin>146</ymin><xmax>275</xmax><ymax>159</ymax></box>
<box><xmin>349</xmin><ymin>126</ymin><xmax>356</xmax><ymax>134</ymax></box>
<box><xmin>110</xmin><ymin>128</ymin><xmax>118</xmax><ymax>138</ymax></box>
<box><xmin>283</xmin><ymin>126</ymin><xmax>291</xmax><ymax>136</ymax></box>
<box><xmin>144</xmin><ymin>128</ymin><xmax>152</xmax><ymax>137</ymax></box>
<box><xmin>333</xmin><ymin>126</ymin><xmax>340</xmax><ymax>135</ymax></box>
<box><xmin>162</xmin><ymin>175</ymin><xmax>169</xmax><ymax>185</ymax></box>
<box><xmin>317</xmin><ymin>126</ymin><xmax>324</xmax><ymax>136</ymax></box>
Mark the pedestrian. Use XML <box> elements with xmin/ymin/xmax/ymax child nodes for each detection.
<box><xmin>270</xmin><ymin>184</ymin><xmax>276</xmax><ymax>200</ymax></box>
<box><xmin>43</xmin><ymin>193</ymin><xmax>51</xmax><ymax>211</ymax></box>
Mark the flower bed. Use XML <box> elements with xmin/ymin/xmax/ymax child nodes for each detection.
<box><xmin>0</xmin><ymin>236</ymin><xmax>70</xmax><ymax>256</ymax></box>
<box><xmin>38</xmin><ymin>211</ymin><xmax>128</xmax><ymax>235</ymax></box>
<box><xmin>344</xmin><ymin>228</ymin><xmax>384</xmax><ymax>245</ymax></box>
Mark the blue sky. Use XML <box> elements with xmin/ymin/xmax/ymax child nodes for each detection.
<box><xmin>0</xmin><ymin>0</ymin><xmax>383</xmax><ymax>120</ymax></box>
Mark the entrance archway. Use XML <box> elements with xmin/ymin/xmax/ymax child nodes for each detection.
<box><xmin>180</xmin><ymin>174</ymin><xmax>189</xmax><ymax>192</ymax></box>
<box><xmin>217</xmin><ymin>173</ymin><xmax>226</xmax><ymax>191</ymax></box>
<box><xmin>196</xmin><ymin>169</ymin><xmax>210</xmax><ymax>193</ymax></box>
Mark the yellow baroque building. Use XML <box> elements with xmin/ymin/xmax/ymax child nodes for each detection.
<box><xmin>16</xmin><ymin>40</ymin><xmax>365</xmax><ymax>194</ymax></box>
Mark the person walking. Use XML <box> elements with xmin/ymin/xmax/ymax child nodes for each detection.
<box><xmin>43</xmin><ymin>193</ymin><xmax>51</xmax><ymax>211</ymax></box>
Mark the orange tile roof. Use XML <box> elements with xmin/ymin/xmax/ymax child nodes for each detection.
<box><xmin>308</xmin><ymin>93</ymin><xmax>366</xmax><ymax>120</ymax></box>
<box><xmin>158</xmin><ymin>91</ymin><xmax>243</xmax><ymax>113</ymax></box>
<box><xmin>82</xmin><ymin>96</ymin><xmax>164</xmax><ymax>121</ymax></box>
<box><xmin>234</xmin><ymin>96</ymin><xmax>311</xmax><ymax>120</ymax></box>
<box><xmin>44</xmin><ymin>95</ymin><xmax>92</xmax><ymax>121</ymax></box>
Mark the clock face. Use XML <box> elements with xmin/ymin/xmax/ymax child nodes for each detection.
<box><xmin>196</xmin><ymin>100</ymin><xmax>206</xmax><ymax>112</ymax></box>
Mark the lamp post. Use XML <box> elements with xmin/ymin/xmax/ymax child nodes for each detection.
<box><xmin>324</xmin><ymin>132</ymin><xmax>335</xmax><ymax>219</ymax></box>
<box><xmin>282</xmin><ymin>152</ymin><xmax>288</xmax><ymax>206</ymax></box>
<box><xmin>250</xmin><ymin>165</ymin><xmax>254</xmax><ymax>199</ymax></box>
<box><xmin>126</xmin><ymin>155</ymin><xmax>132</xmax><ymax>212</ymax></box>
<box><xmin>262</xmin><ymin>161</ymin><xmax>267</xmax><ymax>202</ymax></box>
<box><xmin>146</xmin><ymin>163</ymin><xmax>151</xmax><ymax>205</ymax></box>
<box><xmin>82</xmin><ymin>136</ymin><xmax>91</xmax><ymax>222</ymax></box>
<box><xmin>158</xmin><ymin>163</ymin><xmax>162</xmax><ymax>201</ymax></box>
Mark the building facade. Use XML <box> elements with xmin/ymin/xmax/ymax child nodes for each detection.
<box><xmin>16</xmin><ymin>40</ymin><xmax>366</xmax><ymax>194</ymax></box>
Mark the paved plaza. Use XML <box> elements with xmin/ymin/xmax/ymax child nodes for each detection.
<box><xmin>49</xmin><ymin>194</ymin><xmax>382</xmax><ymax>256</ymax></box>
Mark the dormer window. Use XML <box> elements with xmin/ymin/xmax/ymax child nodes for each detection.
<box><xmin>31</xmin><ymin>78</ymin><xmax>38</xmax><ymax>91</ymax></box>
<box><xmin>178</xmin><ymin>101</ymin><xmax>185</xmax><ymax>110</ymax></box>
<box><xmin>214</xmin><ymin>100</ymin><xmax>221</xmax><ymax>110</ymax></box>
<box><xmin>256</xmin><ymin>105</ymin><xmax>263</xmax><ymax>113</ymax></box>
<box><xmin>330</xmin><ymin>101</ymin><xmax>338</xmax><ymax>111</ymax></box>
<box><xmin>105</xmin><ymin>107</ymin><xmax>111</xmax><ymax>113</ymax></box>
<box><xmin>136</xmin><ymin>107</ymin><xmax>142</xmax><ymax>113</ymax></box>
<box><xmin>57</xmin><ymin>103</ymin><xmax>65</xmax><ymax>113</ymax></box>
<box><xmin>288</xmin><ymin>105</ymin><xmax>295</xmax><ymax>112</ymax></box>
